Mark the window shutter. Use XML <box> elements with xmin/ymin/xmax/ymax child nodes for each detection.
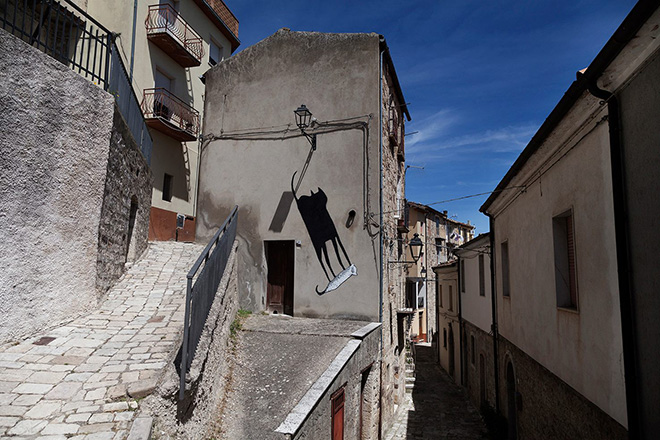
<box><xmin>566</xmin><ymin>215</ymin><xmax>577</xmax><ymax>307</ymax></box>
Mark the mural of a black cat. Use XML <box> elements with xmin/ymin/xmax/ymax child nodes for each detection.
<box><xmin>291</xmin><ymin>172</ymin><xmax>357</xmax><ymax>295</ymax></box>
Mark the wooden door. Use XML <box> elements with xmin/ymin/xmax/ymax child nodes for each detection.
<box><xmin>265</xmin><ymin>241</ymin><xmax>294</xmax><ymax>315</ymax></box>
<box><xmin>331</xmin><ymin>387</ymin><xmax>345</xmax><ymax>440</ymax></box>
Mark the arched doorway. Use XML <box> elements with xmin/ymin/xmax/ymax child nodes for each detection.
<box><xmin>506</xmin><ymin>360</ymin><xmax>518</xmax><ymax>440</ymax></box>
<box><xmin>125</xmin><ymin>196</ymin><xmax>138</xmax><ymax>263</ymax></box>
<box><xmin>448</xmin><ymin>325</ymin><xmax>455</xmax><ymax>377</ymax></box>
<box><xmin>479</xmin><ymin>353</ymin><xmax>486</xmax><ymax>406</ymax></box>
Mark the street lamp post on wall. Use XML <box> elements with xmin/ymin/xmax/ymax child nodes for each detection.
<box><xmin>409</xmin><ymin>233</ymin><xmax>423</xmax><ymax>263</ymax></box>
<box><xmin>294</xmin><ymin>104</ymin><xmax>317</xmax><ymax>151</ymax></box>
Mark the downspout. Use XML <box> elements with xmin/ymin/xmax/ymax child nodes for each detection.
<box><xmin>579</xmin><ymin>72</ymin><xmax>640</xmax><ymax>439</ymax></box>
<box><xmin>489</xmin><ymin>216</ymin><xmax>500</xmax><ymax>413</ymax></box>
<box><xmin>129</xmin><ymin>0</ymin><xmax>138</xmax><ymax>84</ymax></box>
<box><xmin>378</xmin><ymin>38</ymin><xmax>385</xmax><ymax>440</ymax></box>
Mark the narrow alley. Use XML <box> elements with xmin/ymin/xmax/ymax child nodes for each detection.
<box><xmin>385</xmin><ymin>344</ymin><xmax>489</xmax><ymax>440</ymax></box>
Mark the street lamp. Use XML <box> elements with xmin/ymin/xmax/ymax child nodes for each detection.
<box><xmin>294</xmin><ymin>104</ymin><xmax>317</xmax><ymax>150</ymax></box>
<box><xmin>409</xmin><ymin>233</ymin><xmax>423</xmax><ymax>263</ymax></box>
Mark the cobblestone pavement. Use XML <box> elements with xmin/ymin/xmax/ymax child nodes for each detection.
<box><xmin>0</xmin><ymin>242</ymin><xmax>204</xmax><ymax>440</ymax></box>
<box><xmin>385</xmin><ymin>343</ymin><xmax>489</xmax><ymax>440</ymax></box>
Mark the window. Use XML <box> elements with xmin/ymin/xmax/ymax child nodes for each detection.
<box><xmin>443</xmin><ymin>328</ymin><xmax>447</xmax><ymax>348</ymax></box>
<box><xmin>553</xmin><ymin>210</ymin><xmax>578</xmax><ymax>309</ymax></box>
<box><xmin>436</xmin><ymin>238</ymin><xmax>445</xmax><ymax>263</ymax></box>
<box><xmin>460</xmin><ymin>260</ymin><xmax>465</xmax><ymax>293</ymax></box>
<box><xmin>438</xmin><ymin>284</ymin><xmax>443</xmax><ymax>308</ymax></box>
<box><xmin>162</xmin><ymin>173</ymin><xmax>173</xmax><ymax>202</ymax></box>
<box><xmin>435</xmin><ymin>216</ymin><xmax>440</xmax><ymax>235</ymax></box>
<box><xmin>501</xmin><ymin>241</ymin><xmax>510</xmax><ymax>297</ymax></box>
<box><xmin>448</xmin><ymin>285</ymin><xmax>453</xmax><ymax>311</ymax></box>
<box><xmin>209</xmin><ymin>39</ymin><xmax>223</xmax><ymax>66</ymax></box>
<box><xmin>471</xmin><ymin>335</ymin><xmax>475</xmax><ymax>365</ymax></box>
<box><xmin>478</xmin><ymin>254</ymin><xmax>485</xmax><ymax>297</ymax></box>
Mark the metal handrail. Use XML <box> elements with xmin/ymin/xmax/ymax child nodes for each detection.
<box><xmin>179</xmin><ymin>206</ymin><xmax>238</xmax><ymax>400</ymax></box>
<box><xmin>145</xmin><ymin>4</ymin><xmax>203</xmax><ymax>62</ymax></box>
<box><xmin>141</xmin><ymin>87</ymin><xmax>200</xmax><ymax>138</ymax></box>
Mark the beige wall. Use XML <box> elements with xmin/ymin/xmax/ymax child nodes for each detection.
<box><xmin>488</xmin><ymin>102</ymin><xmax>626</xmax><ymax>426</ymax></box>
<box><xmin>87</xmin><ymin>0</ymin><xmax>235</xmax><ymax>218</ymax></box>
<box><xmin>435</xmin><ymin>265</ymin><xmax>460</xmax><ymax>383</ymax></box>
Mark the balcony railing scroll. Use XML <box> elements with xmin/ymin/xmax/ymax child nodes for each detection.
<box><xmin>141</xmin><ymin>88</ymin><xmax>200</xmax><ymax>140</ymax></box>
<box><xmin>145</xmin><ymin>4</ymin><xmax>203</xmax><ymax>64</ymax></box>
<box><xmin>178</xmin><ymin>206</ymin><xmax>238</xmax><ymax>400</ymax></box>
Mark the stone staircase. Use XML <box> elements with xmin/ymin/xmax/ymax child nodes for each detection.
<box><xmin>405</xmin><ymin>339</ymin><xmax>416</xmax><ymax>393</ymax></box>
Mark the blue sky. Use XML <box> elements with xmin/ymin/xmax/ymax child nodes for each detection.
<box><xmin>228</xmin><ymin>0</ymin><xmax>637</xmax><ymax>233</ymax></box>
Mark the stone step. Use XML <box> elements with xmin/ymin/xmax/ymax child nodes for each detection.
<box><xmin>405</xmin><ymin>383</ymin><xmax>415</xmax><ymax>393</ymax></box>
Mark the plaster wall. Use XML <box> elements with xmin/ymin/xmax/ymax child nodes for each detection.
<box><xmin>458</xmin><ymin>235</ymin><xmax>492</xmax><ymax>333</ymax></box>
<box><xmin>197</xmin><ymin>30</ymin><xmax>383</xmax><ymax>321</ymax></box>
<box><xmin>463</xmin><ymin>321</ymin><xmax>495</xmax><ymax>410</ymax></box>
<box><xmin>490</xmin><ymin>111</ymin><xmax>626</xmax><ymax>426</ymax></box>
<box><xmin>618</xmin><ymin>48</ymin><xmax>660</xmax><ymax>436</ymax></box>
<box><xmin>435</xmin><ymin>265</ymin><xmax>460</xmax><ymax>383</ymax></box>
<box><xmin>0</xmin><ymin>29</ymin><xmax>113</xmax><ymax>342</ymax></box>
<box><xmin>86</xmin><ymin>0</ymin><xmax>235</xmax><ymax>219</ymax></box>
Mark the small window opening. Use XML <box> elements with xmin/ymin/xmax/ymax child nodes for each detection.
<box><xmin>162</xmin><ymin>173</ymin><xmax>173</xmax><ymax>202</ymax></box>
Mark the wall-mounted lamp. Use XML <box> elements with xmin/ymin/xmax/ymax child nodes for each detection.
<box><xmin>409</xmin><ymin>233</ymin><xmax>423</xmax><ymax>263</ymax></box>
<box><xmin>294</xmin><ymin>104</ymin><xmax>317</xmax><ymax>151</ymax></box>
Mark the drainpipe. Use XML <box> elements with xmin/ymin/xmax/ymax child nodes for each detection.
<box><xmin>129</xmin><ymin>0</ymin><xmax>138</xmax><ymax>84</ymax></box>
<box><xmin>579</xmin><ymin>72</ymin><xmax>640</xmax><ymax>439</ymax></box>
<box><xmin>489</xmin><ymin>216</ymin><xmax>500</xmax><ymax>413</ymax></box>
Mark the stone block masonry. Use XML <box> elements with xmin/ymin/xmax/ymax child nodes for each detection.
<box><xmin>96</xmin><ymin>107</ymin><xmax>154</xmax><ymax>293</ymax></box>
<box><xmin>497</xmin><ymin>336</ymin><xmax>628</xmax><ymax>440</ymax></box>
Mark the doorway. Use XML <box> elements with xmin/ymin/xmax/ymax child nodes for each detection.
<box><xmin>506</xmin><ymin>361</ymin><xmax>518</xmax><ymax>440</ymax></box>
<box><xmin>448</xmin><ymin>325</ymin><xmax>455</xmax><ymax>377</ymax></box>
<box><xmin>479</xmin><ymin>353</ymin><xmax>486</xmax><ymax>406</ymax></box>
<box><xmin>265</xmin><ymin>241</ymin><xmax>294</xmax><ymax>315</ymax></box>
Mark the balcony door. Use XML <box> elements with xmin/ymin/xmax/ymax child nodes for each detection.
<box><xmin>154</xmin><ymin>69</ymin><xmax>173</xmax><ymax>119</ymax></box>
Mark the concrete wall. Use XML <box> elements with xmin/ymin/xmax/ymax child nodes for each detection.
<box><xmin>0</xmin><ymin>29</ymin><xmax>107</xmax><ymax>342</ymax></box>
<box><xmin>142</xmin><ymin>242</ymin><xmax>238</xmax><ymax>439</ymax></box>
<box><xmin>487</xmin><ymin>97</ymin><xmax>627</xmax><ymax>427</ymax></box>
<box><xmin>618</xmin><ymin>48</ymin><xmax>660</xmax><ymax>437</ymax></box>
<box><xmin>197</xmin><ymin>30</ymin><xmax>383</xmax><ymax>321</ymax></box>
<box><xmin>96</xmin><ymin>107</ymin><xmax>153</xmax><ymax>292</ymax></box>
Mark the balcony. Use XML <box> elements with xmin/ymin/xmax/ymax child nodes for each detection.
<box><xmin>192</xmin><ymin>0</ymin><xmax>240</xmax><ymax>51</ymax></box>
<box><xmin>141</xmin><ymin>88</ymin><xmax>200</xmax><ymax>142</ymax></box>
<box><xmin>145</xmin><ymin>4</ymin><xmax>203</xmax><ymax>67</ymax></box>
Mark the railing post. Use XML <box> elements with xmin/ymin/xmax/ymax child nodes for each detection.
<box><xmin>179</xmin><ymin>276</ymin><xmax>193</xmax><ymax>401</ymax></box>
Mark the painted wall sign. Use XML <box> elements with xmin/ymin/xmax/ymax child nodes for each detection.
<box><xmin>291</xmin><ymin>172</ymin><xmax>357</xmax><ymax>295</ymax></box>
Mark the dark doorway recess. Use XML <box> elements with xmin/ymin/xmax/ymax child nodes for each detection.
<box><xmin>265</xmin><ymin>240</ymin><xmax>294</xmax><ymax>316</ymax></box>
<box><xmin>507</xmin><ymin>361</ymin><xmax>518</xmax><ymax>440</ymax></box>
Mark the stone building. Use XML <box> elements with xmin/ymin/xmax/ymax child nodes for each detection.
<box><xmin>405</xmin><ymin>201</ymin><xmax>475</xmax><ymax>347</ymax></box>
<box><xmin>79</xmin><ymin>0</ymin><xmax>240</xmax><ymax>241</ymax></box>
<box><xmin>454</xmin><ymin>233</ymin><xmax>496</xmax><ymax>412</ymax></box>
<box><xmin>480</xmin><ymin>2</ymin><xmax>660</xmax><ymax>438</ymax></box>
<box><xmin>0</xmin><ymin>27</ymin><xmax>152</xmax><ymax>343</ymax></box>
<box><xmin>195</xmin><ymin>29</ymin><xmax>411</xmax><ymax>436</ymax></box>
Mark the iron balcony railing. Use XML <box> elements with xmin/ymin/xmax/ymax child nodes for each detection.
<box><xmin>0</xmin><ymin>0</ymin><xmax>153</xmax><ymax>163</ymax></box>
<box><xmin>145</xmin><ymin>4</ymin><xmax>203</xmax><ymax>65</ymax></box>
<box><xmin>178</xmin><ymin>206</ymin><xmax>238</xmax><ymax>400</ymax></box>
<box><xmin>141</xmin><ymin>88</ymin><xmax>200</xmax><ymax>140</ymax></box>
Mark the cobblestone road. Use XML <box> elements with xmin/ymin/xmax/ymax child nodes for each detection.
<box><xmin>0</xmin><ymin>242</ymin><xmax>203</xmax><ymax>439</ymax></box>
<box><xmin>385</xmin><ymin>343</ymin><xmax>489</xmax><ymax>440</ymax></box>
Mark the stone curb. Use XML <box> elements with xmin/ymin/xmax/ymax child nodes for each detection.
<box><xmin>127</xmin><ymin>416</ymin><xmax>153</xmax><ymax>440</ymax></box>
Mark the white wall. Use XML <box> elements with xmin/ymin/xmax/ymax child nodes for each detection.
<box><xmin>458</xmin><ymin>235</ymin><xmax>492</xmax><ymax>334</ymax></box>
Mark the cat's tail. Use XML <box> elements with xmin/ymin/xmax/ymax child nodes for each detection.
<box><xmin>291</xmin><ymin>171</ymin><xmax>298</xmax><ymax>200</ymax></box>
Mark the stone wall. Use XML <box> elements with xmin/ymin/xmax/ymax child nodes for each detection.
<box><xmin>288</xmin><ymin>324</ymin><xmax>381</xmax><ymax>440</ymax></box>
<box><xmin>379</xmin><ymin>53</ymin><xmax>408</xmax><ymax>436</ymax></box>
<box><xmin>463</xmin><ymin>320</ymin><xmax>496</xmax><ymax>411</ymax></box>
<box><xmin>0</xmin><ymin>28</ymin><xmax>113</xmax><ymax>343</ymax></box>
<box><xmin>96</xmin><ymin>107</ymin><xmax>153</xmax><ymax>292</ymax></box>
<box><xmin>497</xmin><ymin>336</ymin><xmax>628</xmax><ymax>440</ymax></box>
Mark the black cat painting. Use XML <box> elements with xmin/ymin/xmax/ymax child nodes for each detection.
<box><xmin>291</xmin><ymin>172</ymin><xmax>357</xmax><ymax>295</ymax></box>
